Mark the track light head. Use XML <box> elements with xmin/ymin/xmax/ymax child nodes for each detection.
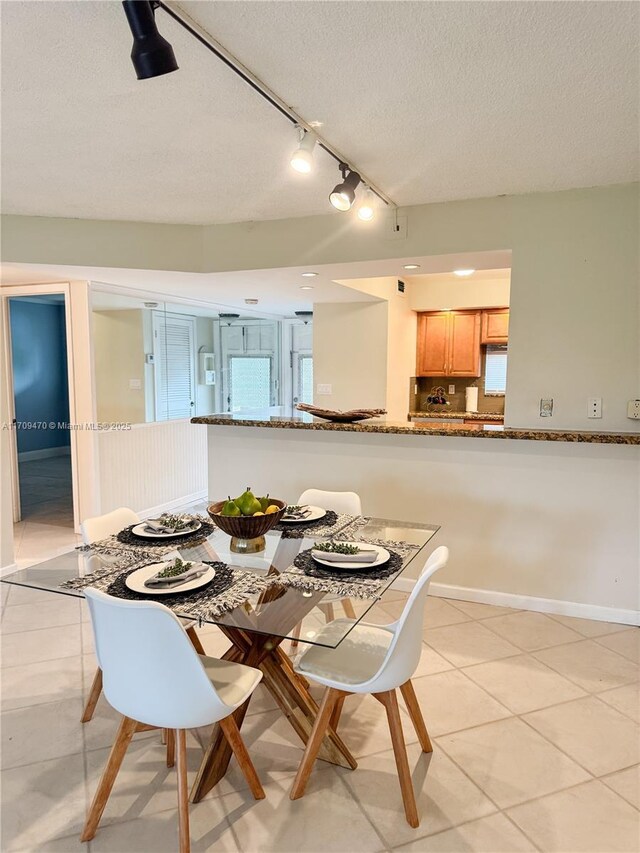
<box><xmin>357</xmin><ymin>187</ymin><xmax>376</xmax><ymax>221</ymax></box>
<box><xmin>290</xmin><ymin>130</ymin><xmax>316</xmax><ymax>174</ymax></box>
<box><xmin>329</xmin><ymin>165</ymin><xmax>362</xmax><ymax>211</ymax></box>
<box><xmin>122</xmin><ymin>0</ymin><xmax>178</xmax><ymax>80</ymax></box>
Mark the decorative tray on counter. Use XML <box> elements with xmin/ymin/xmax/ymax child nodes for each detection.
<box><xmin>296</xmin><ymin>403</ymin><xmax>387</xmax><ymax>423</ymax></box>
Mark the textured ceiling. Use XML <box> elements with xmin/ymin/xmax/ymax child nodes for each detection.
<box><xmin>1</xmin><ymin>1</ymin><xmax>637</xmax><ymax>225</ymax></box>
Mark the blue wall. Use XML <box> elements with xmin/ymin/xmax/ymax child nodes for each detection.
<box><xmin>9</xmin><ymin>299</ymin><xmax>70</xmax><ymax>454</ymax></box>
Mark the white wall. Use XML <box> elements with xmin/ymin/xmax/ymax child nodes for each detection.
<box><xmin>4</xmin><ymin>184</ymin><xmax>637</xmax><ymax>432</ymax></box>
<box><xmin>93</xmin><ymin>309</ymin><xmax>146</xmax><ymax>423</ymax></box>
<box><xmin>0</xmin><ymin>298</ymin><xmax>15</xmax><ymax>568</ymax></box>
<box><xmin>205</xmin><ymin>424</ymin><xmax>640</xmax><ymax>622</ymax></box>
<box><xmin>98</xmin><ymin>419</ymin><xmax>207</xmax><ymax>515</ymax></box>
<box><xmin>312</xmin><ymin>302</ymin><xmax>388</xmax><ymax>412</ymax></box>
<box><xmin>334</xmin><ymin>276</ymin><xmax>418</xmax><ymax>420</ymax></box>
<box><xmin>408</xmin><ymin>274</ymin><xmax>510</xmax><ymax>311</ymax></box>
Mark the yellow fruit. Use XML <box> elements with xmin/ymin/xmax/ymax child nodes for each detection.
<box><xmin>252</xmin><ymin>510</ymin><xmax>265</xmax><ymax>516</ymax></box>
<box><xmin>265</xmin><ymin>504</ymin><xmax>279</xmax><ymax>514</ymax></box>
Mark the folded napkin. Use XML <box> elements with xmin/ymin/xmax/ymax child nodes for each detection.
<box><xmin>144</xmin><ymin>564</ymin><xmax>208</xmax><ymax>588</ymax></box>
<box><xmin>311</xmin><ymin>549</ymin><xmax>377</xmax><ymax>563</ymax></box>
<box><xmin>143</xmin><ymin>518</ymin><xmax>194</xmax><ymax>535</ymax></box>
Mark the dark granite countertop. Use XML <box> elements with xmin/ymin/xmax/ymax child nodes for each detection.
<box><xmin>409</xmin><ymin>411</ymin><xmax>504</xmax><ymax>421</ymax></box>
<box><xmin>191</xmin><ymin>415</ymin><xmax>640</xmax><ymax>445</ymax></box>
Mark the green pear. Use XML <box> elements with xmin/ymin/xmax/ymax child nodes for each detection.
<box><xmin>221</xmin><ymin>497</ymin><xmax>241</xmax><ymax>517</ymax></box>
<box><xmin>258</xmin><ymin>494</ymin><xmax>271</xmax><ymax>512</ymax></box>
<box><xmin>236</xmin><ymin>487</ymin><xmax>262</xmax><ymax>516</ymax></box>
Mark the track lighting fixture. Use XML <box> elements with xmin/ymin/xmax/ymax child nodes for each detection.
<box><xmin>122</xmin><ymin>0</ymin><xmax>178</xmax><ymax>80</ymax></box>
<box><xmin>357</xmin><ymin>187</ymin><xmax>376</xmax><ymax>221</ymax></box>
<box><xmin>121</xmin><ymin>3</ymin><xmax>394</xmax><ymax>214</ymax></box>
<box><xmin>290</xmin><ymin>129</ymin><xmax>316</xmax><ymax>174</ymax></box>
<box><xmin>329</xmin><ymin>165</ymin><xmax>362</xmax><ymax>212</ymax></box>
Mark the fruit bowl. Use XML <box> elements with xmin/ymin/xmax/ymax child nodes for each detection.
<box><xmin>207</xmin><ymin>498</ymin><xmax>287</xmax><ymax>550</ymax></box>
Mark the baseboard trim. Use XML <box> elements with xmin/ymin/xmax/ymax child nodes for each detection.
<box><xmin>18</xmin><ymin>446</ymin><xmax>71</xmax><ymax>462</ymax></box>
<box><xmin>391</xmin><ymin>578</ymin><xmax>639</xmax><ymax>626</ymax></box>
<box><xmin>137</xmin><ymin>490</ymin><xmax>208</xmax><ymax>520</ymax></box>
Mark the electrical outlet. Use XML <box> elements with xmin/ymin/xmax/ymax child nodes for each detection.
<box><xmin>627</xmin><ymin>400</ymin><xmax>640</xmax><ymax>420</ymax></box>
<box><xmin>448</xmin><ymin>384</ymin><xmax>455</xmax><ymax>395</ymax></box>
<box><xmin>129</xmin><ymin>378</ymin><xmax>142</xmax><ymax>390</ymax></box>
<box><xmin>540</xmin><ymin>398</ymin><xmax>553</xmax><ymax>417</ymax></box>
<box><xmin>587</xmin><ymin>397</ymin><xmax>602</xmax><ymax>418</ymax></box>
<box><xmin>316</xmin><ymin>383</ymin><xmax>332</xmax><ymax>395</ymax></box>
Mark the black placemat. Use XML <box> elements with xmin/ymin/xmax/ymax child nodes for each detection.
<box><xmin>292</xmin><ymin>546</ymin><xmax>403</xmax><ymax>583</ymax></box>
<box><xmin>104</xmin><ymin>560</ymin><xmax>233</xmax><ymax>605</ymax></box>
<box><xmin>273</xmin><ymin>509</ymin><xmax>340</xmax><ymax>538</ymax></box>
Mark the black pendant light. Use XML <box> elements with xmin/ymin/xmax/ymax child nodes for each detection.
<box><xmin>329</xmin><ymin>164</ymin><xmax>362</xmax><ymax>211</ymax></box>
<box><xmin>122</xmin><ymin>0</ymin><xmax>178</xmax><ymax>80</ymax></box>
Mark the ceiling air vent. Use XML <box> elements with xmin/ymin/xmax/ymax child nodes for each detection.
<box><xmin>397</xmin><ymin>279</ymin><xmax>405</xmax><ymax>294</ymax></box>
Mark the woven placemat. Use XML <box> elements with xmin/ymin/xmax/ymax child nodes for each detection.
<box><xmin>274</xmin><ymin>546</ymin><xmax>404</xmax><ymax>599</ymax></box>
<box><xmin>273</xmin><ymin>509</ymin><xmax>357</xmax><ymax>539</ymax></box>
<box><xmin>61</xmin><ymin>559</ymin><xmax>269</xmax><ymax>622</ymax></box>
<box><xmin>78</xmin><ymin>514</ymin><xmax>215</xmax><ymax>558</ymax></box>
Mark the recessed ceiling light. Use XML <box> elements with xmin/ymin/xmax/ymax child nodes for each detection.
<box><xmin>300</xmin><ymin>285</ymin><xmax>314</xmax><ymax>291</ymax></box>
<box><xmin>244</xmin><ymin>298</ymin><xmax>259</xmax><ymax>305</ymax></box>
<box><xmin>453</xmin><ymin>269</ymin><xmax>475</xmax><ymax>277</ymax></box>
<box><xmin>403</xmin><ymin>264</ymin><xmax>420</xmax><ymax>270</ymax></box>
<box><xmin>301</xmin><ymin>272</ymin><xmax>318</xmax><ymax>277</ymax></box>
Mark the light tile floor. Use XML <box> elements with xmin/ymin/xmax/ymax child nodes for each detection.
<box><xmin>1</xmin><ymin>579</ymin><xmax>638</xmax><ymax>853</ymax></box>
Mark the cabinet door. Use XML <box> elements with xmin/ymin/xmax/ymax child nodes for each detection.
<box><xmin>448</xmin><ymin>311</ymin><xmax>482</xmax><ymax>376</ymax></box>
<box><xmin>417</xmin><ymin>312</ymin><xmax>449</xmax><ymax>376</ymax></box>
<box><xmin>481</xmin><ymin>309</ymin><xmax>509</xmax><ymax>344</ymax></box>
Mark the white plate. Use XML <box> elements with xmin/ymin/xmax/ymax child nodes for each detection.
<box><xmin>131</xmin><ymin>520</ymin><xmax>201</xmax><ymax>540</ymax></box>
<box><xmin>280</xmin><ymin>505</ymin><xmax>327</xmax><ymax>524</ymax></box>
<box><xmin>311</xmin><ymin>542</ymin><xmax>390</xmax><ymax>571</ymax></box>
<box><xmin>125</xmin><ymin>562</ymin><xmax>215</xmax><ymax>595</ymax></box>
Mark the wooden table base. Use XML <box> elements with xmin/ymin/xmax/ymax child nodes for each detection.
<box><xmin>190</xmin><ymin>626</ymin><xmax>357</xmax><ymax>802</ymax></box>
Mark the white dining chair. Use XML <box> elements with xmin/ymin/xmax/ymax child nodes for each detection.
<box><xmin>81</xmin><ymin>588</ymin><xmax>264</xmax><ymax>852</ymax></box>
<box><xmin>289</xmin><ymin>489</ymin><xmax>363</xmax><ymax>651</ymax></box>
<box><xmin>289</xmin><ymin>545</ymin><xmax>449</xmax><ymax>828</ymax></box>
<box><xmin>80</xmin><ymin>507</ymin><xmax>206</xmax><ymax>723</ymax></box>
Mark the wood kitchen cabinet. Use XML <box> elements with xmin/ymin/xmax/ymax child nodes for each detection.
<box><xmin>416</xmin><ymin>310</ymin><xmax>482</xmax><ymax>377</ymax></box>
<box><xmin>481</xmin><ymin>308</ymin><xmax>509</xmax><ymax>344</ymax></box>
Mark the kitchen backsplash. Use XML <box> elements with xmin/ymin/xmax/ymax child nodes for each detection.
<box><xmin>409</xmin><ymin>349</ymin><xmax>505</xmax><ymax>415</ymax></box>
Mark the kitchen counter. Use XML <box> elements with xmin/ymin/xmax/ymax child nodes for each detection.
<box><xmin>191</xmin><ymin>414</ymin><xmax>640</xmax><ymax>445</ymax></box>
<box><xmin>409</xmin><ymin>411</ymin><xmax>504</xmax><ymax>421</ymax></box>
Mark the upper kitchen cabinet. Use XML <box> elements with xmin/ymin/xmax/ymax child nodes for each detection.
<box><xmin>416</xmin><ymin>310</ymin><xmax>482</xmax><ymax>377</ymax></box>
<box><xmin>416</xmin><ymin>312</ymin><xmax>449</xmax><ymax>375</ymax></box>
<box><xmin>481</xmin><ymin>308</ymin><xmax>509</xmax><ymax>344</ymax></box>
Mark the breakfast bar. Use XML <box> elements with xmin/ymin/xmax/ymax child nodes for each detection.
<box><xmin>192</xmin><ymin>415</ymin><xmax>640</xmax><ymax>626</ymax></box>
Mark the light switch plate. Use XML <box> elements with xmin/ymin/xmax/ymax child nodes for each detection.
<box><xmin>448</xmin><ymin>384</ymin><xmax>456</xmax><ymax>395</ymax></box>
<box><xmin>317</xmin><ymin>383</ymin><xmax>332</xmax><ymax>395</ymax></box>
<box><xmin>627</xmin><ymin>400</ymin><xmax>640</xmax><ymax>419</ymax></box>
<box><xmin>540</xmin><ymin>398</ymin><xmax>553</xmax><ymax>417</ymax></box>
<box><xmin>129</xmin><ymin>378</ymin><xmax>142</xmax><ymax>390</ymax></box>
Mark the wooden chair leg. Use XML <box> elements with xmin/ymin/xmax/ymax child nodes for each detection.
<box><xmin>376</xmin><ymin>690</ymin><xmax>419</xmax><ymax>828</ymax></box>
<box><xmin>329</xmin><ymin>694</ymin><xmax>347</xmax><ymax>732</ymax></box>
<box><xmin>176</xmin><ymin>730</ymin><xmax>191</xmax><ymax>853</ymax></box>
<box><xmin>219</xmin><ymin>714</ymin><xmax>265</xmax><ymax>800</ymax></box>
<box><xmin>185</xmin><ymin>625</ymin><xmax>206</xmax><ymax>656</ymax></box>
<box><xmin>166</xmin><ymin>728</ymin><xmax>176</xmax><ymax>767</ymax></box>
<box><xmin>290</xmin><ymin>687</ymin><xmax>344</xmax><ymax>800</ymax></box>
<box><xmin>81</xmin><ymin>667</ymin><xmax>103</xmax><ymax>723</ymax></box>
<box><xmin>400</xmin><ymin>680</ymin><xmax>432</xmax><ymax>753</ymax></box>
<box><xmin>290</xmin><ymin>620</ymin><xmax>302</xmax><ymax>651</ymax></box>
<box><xmin>81</xmin><ymin>715</ymin><xmax>137</xmax><ymax>841</ymax></box>
<box><xmin>319</xmin><ymin>602</ymin><xmax>335</xmax><ymax>622</ymax></box>
<box><xmin>341</xmin><ymin>598</ymin><xmax>357</xmax><ymax>619</ymax></box>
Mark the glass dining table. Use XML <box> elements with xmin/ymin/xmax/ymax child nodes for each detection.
<box><xmin>1</xmin><ymin>515</ymin><xmax>439</xmax><ymax>802</ymax></box>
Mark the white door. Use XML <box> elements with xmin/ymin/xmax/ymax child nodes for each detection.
<box><xmin>220</xmin><ymin>321</ymin><xmax>279</xmax><ymax>414</ymax></box>
<box><xmin>153</xmin><ymin>313</ymin><xmax>196</xmax><ymax>420</ymax></box>
<box><xmin>290</xmin><ymin>322</ymin><xmax>313</xmax><ymax>415</ymax></box>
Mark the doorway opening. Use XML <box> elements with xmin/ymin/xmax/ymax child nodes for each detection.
<box><xmin>8</xmin><ymin>294</ymin><xmax>74</xmax><ymax>529</ymax></box>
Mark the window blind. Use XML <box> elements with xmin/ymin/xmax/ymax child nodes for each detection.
<box><xmin>484</xmin><ymin>346</ymin><xmax>508</xmax><ymax>395</ymax></box>
<box><xmin>153</xmin><ymin>315</ymin><xmax>195</xmax><ymax>420</ymax></box>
